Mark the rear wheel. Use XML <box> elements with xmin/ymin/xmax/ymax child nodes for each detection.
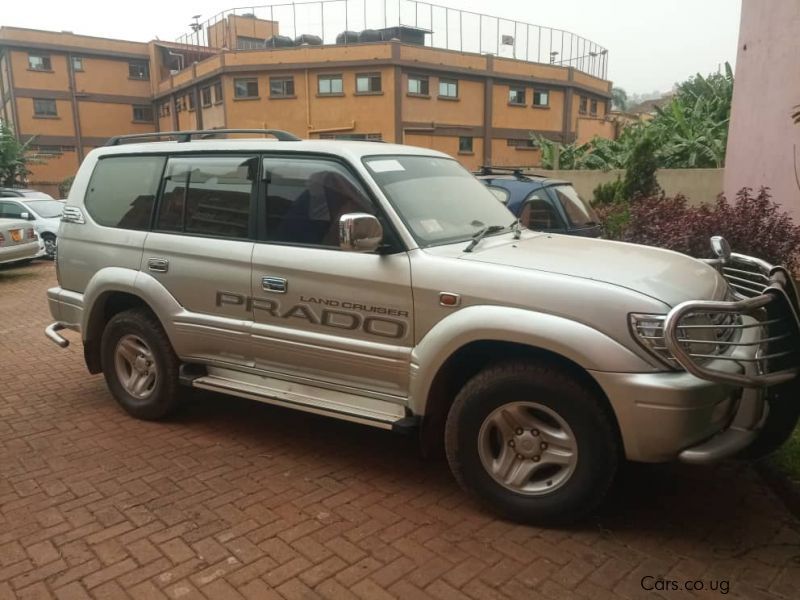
<box><xmin>100</xmin><ymin>308</ymin><xmax>181</xmax><ymax>420</ymax></box>
<box><xmin>445</xmin><ymin>361</ymin><xmax>619</xmax><ymax>525</ymax></box>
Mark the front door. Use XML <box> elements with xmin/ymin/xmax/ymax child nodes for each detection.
<box><xmin>143</xmin><ymin>154</ymin><xmax>257</xmax><ymax>368</ymax></box>
<box><xmin>249</xmin><ymin>155</ymin><xmax>414</xmax><ymax>398</ymax></box>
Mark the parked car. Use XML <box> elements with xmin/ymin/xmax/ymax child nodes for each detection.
<box><xmin>0</xmin><ymin>187</ymin><xmax>55</xmax><ymax>200</ymax></box>
<box><xmin>0</xmin><ymin>197</ymin><xmax>64</xmax><ymax>259</ymax></box>
<box><xmin>44</xmin><ymin>130</ymin><xmax>800</xmax><ymax>524</ymax></box>
<box><xmin>475</xmin><ymin>167</ymin><xmax>602</xmax><ymax>237</ymax></box>
<box><xmin>0</xmin><ymin>217</ymin><xmax>40</xmax><ymax>266</ymax></box>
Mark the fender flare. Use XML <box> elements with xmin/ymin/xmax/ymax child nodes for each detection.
<box><xmin>409</xmin><ymin>305</ymin><xmax>657</xmax><ymax>415</ymax></box>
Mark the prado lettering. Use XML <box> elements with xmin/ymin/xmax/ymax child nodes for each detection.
<box><xmin>215</xmin><ymin>291</ymin><xmax>408</xmax><ymax>339</ymax></box>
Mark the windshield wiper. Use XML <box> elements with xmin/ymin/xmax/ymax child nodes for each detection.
<box><xmin>463</xmin><ymin>224</ymin><xmax>505</xmax><ymax>253</ymax></box>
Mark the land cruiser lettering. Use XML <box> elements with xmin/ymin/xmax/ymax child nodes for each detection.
<box><xmin>45</xmin><ymin>130</ymin><xmax>800</xmax><ymax>524</ymax></box>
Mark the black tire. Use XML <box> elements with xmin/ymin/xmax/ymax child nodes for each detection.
<box><xmin>445</xmin><ymin>361</ymin><xmax>619</xmax><ymax>525</ymax></box>
<box><xmin>738</xmin><ymin>378</ymin><xmax>800</xmax><ymax>459</ymax></box>
<box><xmin>100</xmin><ymin>307</ymin><xmax>181</xmax><ymax>420</ymax></box>
<box><xmin>41</xmin><ymin>233</ymin><xmax>56</xmax><ymax>260</ymax></box>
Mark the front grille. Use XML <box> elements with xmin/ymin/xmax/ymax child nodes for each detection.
<box><xmin>722</xmin><ymin>261</ymin><xmax>770</xmax><ymax>298</ymax></box>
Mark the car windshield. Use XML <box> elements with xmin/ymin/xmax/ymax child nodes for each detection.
<box><xmin>24</xmin><ymin>200</ymin><xmax>64</xmax><ymax>218</ymax></box>
<box><xmin>551</xmin><ymin>185</ymin><xmax>599</xmax><ymax>228</ymax></box>
<box><xmin>364</xmin><ymin>155</ymin><xmax>515</xmax><ymax>246</ymax></box>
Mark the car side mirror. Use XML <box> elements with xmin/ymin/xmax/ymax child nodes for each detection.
<box><xmin>339</xmin><ymin>213</ymin><xmax>383</xmax><ymax>253</ymax></box>
<box><xmin>20</xmin><ymin>211</ymin><xmax>32</xmax><ymax>221</ymax></box>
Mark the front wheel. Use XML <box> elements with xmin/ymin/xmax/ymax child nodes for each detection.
<box><xmin>42</xmin><ymin>233</ymin><xmax>57</xmax><ymax>260</ymax></box>
<box><xmin>445</xmin><ymin>361</ymin><xmax>620</xmax><ymax>525</ymax></box>
<box><xmin>100</xmin><ymin>308</ymin><xmax>181</xmax><ymax>420</ymax></box>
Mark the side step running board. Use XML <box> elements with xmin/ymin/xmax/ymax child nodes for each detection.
<box><xmin>189</xmin><ymin>369</ymin><xmax>411</xmax><ymax>431</ymax></box>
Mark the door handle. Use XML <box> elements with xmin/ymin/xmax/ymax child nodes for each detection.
<box><xmin>262</xmin><ymin>276</ymin><xmax>287</xmax><ymax>293</ymax></box>
<box><xmin>147</xmin><ymin>257</ymin><xmax>169</xmax><ymax>273</ymax></box>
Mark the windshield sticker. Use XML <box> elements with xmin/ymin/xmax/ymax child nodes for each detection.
<box><xmin>369</xmin><ymin>159</ymin><xmax>405</xmax><ymax>173</ymax></box>
<box><xmin>419</xmin><ymin>219</ymin><xmax>444</xmax><ymax>233</ymax></box>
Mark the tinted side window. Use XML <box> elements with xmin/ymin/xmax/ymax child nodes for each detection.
<box><xmin>85</xmin><ymin>156</ymin><xmax>165</xmax><ymax>229</ymax></box>
<box><xmin>0</xmin><ymin>201</ymin><xmax>25</xmax><ymax>219</ymax></box>
<box><xmin>156</xmin><ymin>156</ymin><xmax>255</xmax><ymax>239</ymax></box>
<box><xmin>521</xmin><ymin>197</ymin><xmax>562</xmax><ymax>230</ymax></box>
<box><xmin>262</xmin><ymin>158</ymin><xmax>374</xmax><ymax>247</ymax></box>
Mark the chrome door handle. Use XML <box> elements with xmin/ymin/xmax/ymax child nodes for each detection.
<box><xmin>147</xmin><ymin>257</ymin><xmax>169</xmax><ymax>273</ymax></box>
<box><xmin>262</xmin><ymin>276</ymin><xmax>287</xmax><ymax>293</ymax></box>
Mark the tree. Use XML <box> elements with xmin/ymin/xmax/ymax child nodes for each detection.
<box><xmin>0</xmin><ymin>122</ymin><xmax>40</xmax><ymax>187</ymax></box>
<box><xmin>622</xmin><ymin>134</ymin><xmax>660</xmax><ymax>199</ymax></box>
<box><xmin>611</xmin><ymin>87</ymin><xmax>628</xmax><ymax>111</ymax></box>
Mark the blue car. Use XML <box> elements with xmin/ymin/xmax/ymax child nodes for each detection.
<box><xmin>475</xmin><ymin>167</ymin><xmax>602</xmax><ymax>238</ymax></box>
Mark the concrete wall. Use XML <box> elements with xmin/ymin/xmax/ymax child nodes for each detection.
<box><xmin>545</xmin><ymin>168</ymin><xmax>725</xmax><ymax>205</ymax></box>
<box><xmin>725</xmin><ymin>0</ymin><xmax>800</xmax><ymax>222</ymax></box>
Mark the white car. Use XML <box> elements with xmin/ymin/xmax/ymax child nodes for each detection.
<box><xmin>0</xmin><ymin>198</ymin><xmax>64</xmax><ymax>259</ymax></box>
<box><xmin>0</xmin><ymin>218</ymin><xmax>40</xmax><ymax>266</ymax></box>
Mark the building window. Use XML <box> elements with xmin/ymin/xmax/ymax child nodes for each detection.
<box><xmin>507</xmin><ymin>138</ymin><xmax>537</xmax><ymax>149</ymax></box>
<box><xmin>579</xmin><ymin>96</ymin><xmax>588</xmax><ymax>114</ymax></box>
<box><xmin>319</xmin><ymin>133</ymin><xmax>382</xmax><ymax>141</ymax></box>
<box><xmin>71</xmin><ymin>56</ymin><xmax>84</xmax><ymax>72</ymax></box>
<box><xmin>28</xmin><ymin>53</ymin><xmax>52</xmax><ymax>71</ymax></box>
<box><xmin>590</xmin><ymin>99</ymin><xmax>598</xmax><ymax>116</ymax></box>
<box><xmin>356</xmin><ymin>73</ymin><xmax>381</xmax><ymax>94</ymax></box>
<box><xmin>408</xmin><ymin>75</ymin><xmax>429</xmax><ymax>96</ymax></box>
<box><xmin>34</xmin><ymin>145</ymin><xmax>63</xmax><ymax>156</ymax></box>
<box><xmin>159</xmin><ymin>102</ymin><xmax>171</xmax><ymax>118</ymax></box>
<box><xmin>201</xmin><ymin>86</ymin><xmax>212</xmax><ymax>107</ymax></box>
<box><xmin>213</xmin><ymin>81</ymin><xmax>223</xmax><ymax>103</ymax></box>
<box><xmin>237</xmin><ymin>36</ymin><xmax>267</xmax><ymax>50</ymax></box>
<box><xmin>318</xmin><ymin>74</ymin><xmax>343</xmax><ymax>95</ymax></box>
<box><xmin>132</xmin><ymin>105</ymin><xmax>154</xmax><ymax>122</ymax></box>
<box><xmin>175</xmin><ymin>96</ymin><xmax>184</xmax><ymax>112</ymax></box>
<box><xmin>533</xmin><ymin>90</ymin><xmax>549</xmax><ymax>107</ymax></box>
<box><xmin>33</xmin><ymin>98</ymin><xmax>57</xmax><ymax>117</ymax></box>
<box><xmin>438</xmin><ymin>78</ymin><xmax>458</xmax><ymax>98</ymax></box>
<box><xmin>458</xmin><ymin>136</ymin><xmax>473</xmax><ymax>154</ymax></box>
<box><xmin>234</xmin><ymin>78</ymin><xmax>259</xmax><ymax>98</ymax></box>
<box><xmin>508</xmin><ymin>86</ymin><xmax>526</xmax><ymax>105</ymax></box>
<box><xmin>128</xmin><ymin>61</ymin><xmax>149</xmax><ymax>80</ymax></box>
<box><xmin>269</xmin><ymin>77</ymin><xmax>295</xmax><ymax>98</ymax></box>
<box><xmin>187</xmin><ymin>92</ymin><xmax>195</xmax><ymax>111</ymax></box>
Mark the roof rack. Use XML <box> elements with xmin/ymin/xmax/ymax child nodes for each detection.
<box><xmin>476</xmin><ymin>165</ymin><xmax>552</xmax><ymax>180</ymax></box>
<box><xmin>104</xmin><ymin>129</ymin><xmax>301</xmax><ymax>146</ymax></box>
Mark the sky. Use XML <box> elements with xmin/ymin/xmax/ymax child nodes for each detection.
<box><xmin>0</xmin><ymin>0</ymin><xmax>742</xmax><ymax>95</ymax></box>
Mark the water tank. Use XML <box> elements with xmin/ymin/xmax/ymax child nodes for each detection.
<box><xmin>358</xmin><ymin>29</ymin><xmax>381</xmax><ymax>43</ymax></box>
<box><xmin>294</xmin><ymin>34</ymin><xmax>323</xmax><ymax>46</ymax></box>
<box><xmin>336</xmin><ymin>30</ymin><xmax>359</xmax><ymax>44</ymax></box>
<box><xmin>265</xmin><ymin>35</ymin><xmax>294</xmax><ymax>48</ymax></box>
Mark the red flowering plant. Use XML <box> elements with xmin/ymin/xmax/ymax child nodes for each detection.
<box><xmin>599</xmin><ymin>187</ymin><xmax>800</xmax><ymax>273</ymax></box>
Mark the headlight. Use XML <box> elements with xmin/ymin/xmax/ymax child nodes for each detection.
<box><xmin>629</xmin><ymin>312</ymin><xmax>741</xmax><ymax>368</ymax></box>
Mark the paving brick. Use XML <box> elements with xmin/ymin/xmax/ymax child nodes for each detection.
<box><xmin>0</xmin><ymin>262</ymin><xmax>798</xmax><ymax>600</ymax></box>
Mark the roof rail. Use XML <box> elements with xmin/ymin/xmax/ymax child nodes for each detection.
<box><xmin>105</xmin><ymin>129</ymin><xmax>301</xmax><ymax>146</ymax></box>
<box><xmin>477</xmin><ymin>165</ymin><xmax>552</xmax><ymax>179</ymax></box>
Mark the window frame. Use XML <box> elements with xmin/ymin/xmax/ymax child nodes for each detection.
<box><xmin>317</xmin><ymin>74</ymin><xmax>344</xmax><ymax>96</ymax></box>
<box><xmin>269</xmin><ymin>76</ymin><xmax>295</xmax><ymax>98</ymax></box>
<box><xmin>71</xmin><ymin>56</ymin><xmax>84</xmax><ymax>72</ymax></box>
<box><xmin>234</xmin><ymin>77</ymin><xmax>259</xmax><ymax>99</ymax></box>
<box><xmin>438</xmin><ymin>78</ymin><xmax>458</xmax><ymax>99</ymax></box>
<box><xmin>33</xmin><ymin>98</ymin><xmax>58</xmax><ymax>117</ymax></box>
<box><xmin>407</xmin><ymin>75</ymin><xmax>429</xmax><ymax>97</ymax></box>
<box><xmin>213</xmin><ymin>80</ymin><xmax>224</xmax><ymax>104</ymax></box>
<box><xmin>27</xmin><ymin>53</ymin><xmax>52</xmax><ymax>71</ymax></box>
<box><xmin>590</xmin><ymin>98</ymin><xmax>598</xmax><ymax>116</ymax></box>
<box><xmin>458</xmin><ymin>136</ymin><xmax>473</xmax><ymax>154</ymax></box>
<box><xmin>579</xmin><ymin>96</ymin><xmax>588</xmax><ymax>114</ymax></box>
<box><xmin>508</xmin><ymin>86</ymin><xmax>527</xmax><ymax>106</ymax></box>
<box><xmin>200</xmin><ymin>86</ymin><xmax>212</xmax><ymax>107</ymax></box>
<box><xmin>132</xmin><ymin>105</ymin><xmax>154</xmax><ymax>123</ymax></box>
<box><xmin>533</xmin><ymin>89</ymin><xmax>549</xmax><ymax>107</ymax></box>
<box><xmin>128</xmin><ymin>60</ymin><xmax>150</xmax><ymax>81</ymax></box>
<box><xmin>355</xmin><ymin>73</ymin><xmax>382</xmax><ymax>94</ymax></box>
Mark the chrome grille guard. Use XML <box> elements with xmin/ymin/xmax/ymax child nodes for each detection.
<box><xmin>664</xmin><ymin>246</ymin><xmax>800</xmax><ymax>388</ymax></box>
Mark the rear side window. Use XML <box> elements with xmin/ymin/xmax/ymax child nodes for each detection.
<box><xmin>84</xmin><ymin>156</ymin><xmax>165</xmax><ymax>229</ymax></box>
<box><xmin>156</xmin><ymin>155</ymin><xmax>256</xmax><ymax>239</ymax></box>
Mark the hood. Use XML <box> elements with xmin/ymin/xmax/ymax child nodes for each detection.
<box><xmin>455</xmin><ymin>232</ymin><xmax>727</xmax><ymax>307</ymax></box>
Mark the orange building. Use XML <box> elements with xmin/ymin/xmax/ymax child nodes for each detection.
<box><xmin>0</xmin><ymin>3</ymin><xmax>614</xmax><ymax>195</ymax></box>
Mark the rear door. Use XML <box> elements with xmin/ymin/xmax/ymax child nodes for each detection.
<box><xmin>143</xmin><ymin>154</ymin><xmax>257</xmax><ymax>368</ymax></box>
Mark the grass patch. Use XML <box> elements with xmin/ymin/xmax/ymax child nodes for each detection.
<box><xmin>771</xmin><ymin>426</ymin><xmax>800</xmax><ymax>484</ymax></box>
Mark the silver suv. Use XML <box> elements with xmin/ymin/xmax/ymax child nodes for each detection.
<box><xmin>45</xmin><ymin>130</ymin><xmax>800</xmax><ymax>524</ymax></box>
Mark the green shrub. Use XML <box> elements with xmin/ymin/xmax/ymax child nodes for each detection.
<box><xmin>59</xmin><ymin>175</ymin><xmax>75</xmax><ymax>198</ymax></box>
<box><xmin>592</xmin><ymin>178</ymin><xmax>624</xmax><ymax>205</ymax></box>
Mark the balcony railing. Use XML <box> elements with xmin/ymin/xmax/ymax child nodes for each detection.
<box><xmin>175</xmin><ymin>0</ymin><xmax>609</xmax><ymax>79</ymax></box>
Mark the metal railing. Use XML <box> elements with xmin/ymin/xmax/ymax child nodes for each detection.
<box><xmin>175</xmin><ymin>0</ymin><xmax>609</xmax><ymax>79</ymax></box>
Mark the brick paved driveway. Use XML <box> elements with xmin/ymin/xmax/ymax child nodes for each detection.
<box><xmin>1</xmin><ymin>261</ymin><xmax>799</xmax><ymax>600</ymax></box>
